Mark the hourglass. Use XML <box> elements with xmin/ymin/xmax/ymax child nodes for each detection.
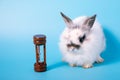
<box><xmin>33</xmin><ymin>34</ymin><xmax>47</xmax><ymax>72</ymax></box>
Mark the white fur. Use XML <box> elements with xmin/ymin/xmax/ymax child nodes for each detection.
<box><xmin>59</xmin><ymin>16</ymin><xmax>106</xmax><ymax>67</ymax></box>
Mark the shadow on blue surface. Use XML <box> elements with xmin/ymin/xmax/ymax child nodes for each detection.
<box><xmin>47</xmin><ymin>61</ymin><xmax>67</xmax><ymax>71</ymax></box>
<box><xmin>96</xmin><ymin>27</ymin><xmax>120</xmax><ymax>66</ymax></box>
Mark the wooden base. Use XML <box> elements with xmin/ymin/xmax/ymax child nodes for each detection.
<box><xmin>34</xmin><ymin>62</ymin><xmax>47</xmax><ymax>72</ymax></box>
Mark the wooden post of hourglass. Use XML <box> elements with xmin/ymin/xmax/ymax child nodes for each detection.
<box><xmin>33</xmin><ymin>34</ymin><xmax>47</xmax><ymax>72</ymax></box>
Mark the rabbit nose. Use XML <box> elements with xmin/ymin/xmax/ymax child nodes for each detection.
<box><xmin>67</xmin><ymin>45</ymin><xmax>80</xmax><ymax>52</ymax></box>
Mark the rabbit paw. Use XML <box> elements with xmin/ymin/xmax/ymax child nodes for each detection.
<box><xmin>69</xmin><ymin>64</ymin><xmax>76</xmax><ymax>67</ymax></box>
<box><xmin>96</xmin><ymin>57</ymin><xmax>104</xmax><ymax>63</ymax></box>
<box><xmin>82</xmin><ymin>64</ymin><xmax>93</xmax><ymax>69</ymax></box>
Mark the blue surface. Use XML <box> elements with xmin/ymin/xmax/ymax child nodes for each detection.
<box><xmin>0</xmin><ymin>0</ymin><xmax>120</xmax><ymax>80</ymax></box>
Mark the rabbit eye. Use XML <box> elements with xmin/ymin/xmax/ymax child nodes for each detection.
<box><xmin>79</xmin><ymin>34</ymin><xmax>86</xmax><ymax>43</ymax></box>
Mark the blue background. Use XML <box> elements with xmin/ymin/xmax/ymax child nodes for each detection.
<box><xmin>0</xmin><ymin>0</ymin><xmax>120</xmax><ymax>80</ymax></box>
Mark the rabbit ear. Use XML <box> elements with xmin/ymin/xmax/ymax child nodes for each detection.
<box><xmin>82</xmin><ymin>14</ymin><xmax>96</xmax><ymax>31</ymax></box>
<box><xmin>60</xmin><ymin>12</ymin><xmax>73</xmax><ymax>28</ymax></box>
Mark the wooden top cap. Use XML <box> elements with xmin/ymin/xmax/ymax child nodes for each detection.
<box><xmin>33</xmin><ymin>34</ymin><xmax>46</xmax><ymax>45</ymax></box>
<box><xmin>34</xmin><ymin>34</ymin><xmax>46</xmax><ymax>38</ymax></box>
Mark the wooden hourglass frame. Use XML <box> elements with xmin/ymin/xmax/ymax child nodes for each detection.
<box><xmin>33</xmin><ymin>34</ymin><xmax>47</xmax><ymax>72</ymax></box>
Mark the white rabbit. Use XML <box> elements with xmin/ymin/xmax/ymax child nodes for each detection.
<box><xmin>59</xmin><ymin>12</ymin><xmax>106</xmax><ymax>68</ymax></box>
